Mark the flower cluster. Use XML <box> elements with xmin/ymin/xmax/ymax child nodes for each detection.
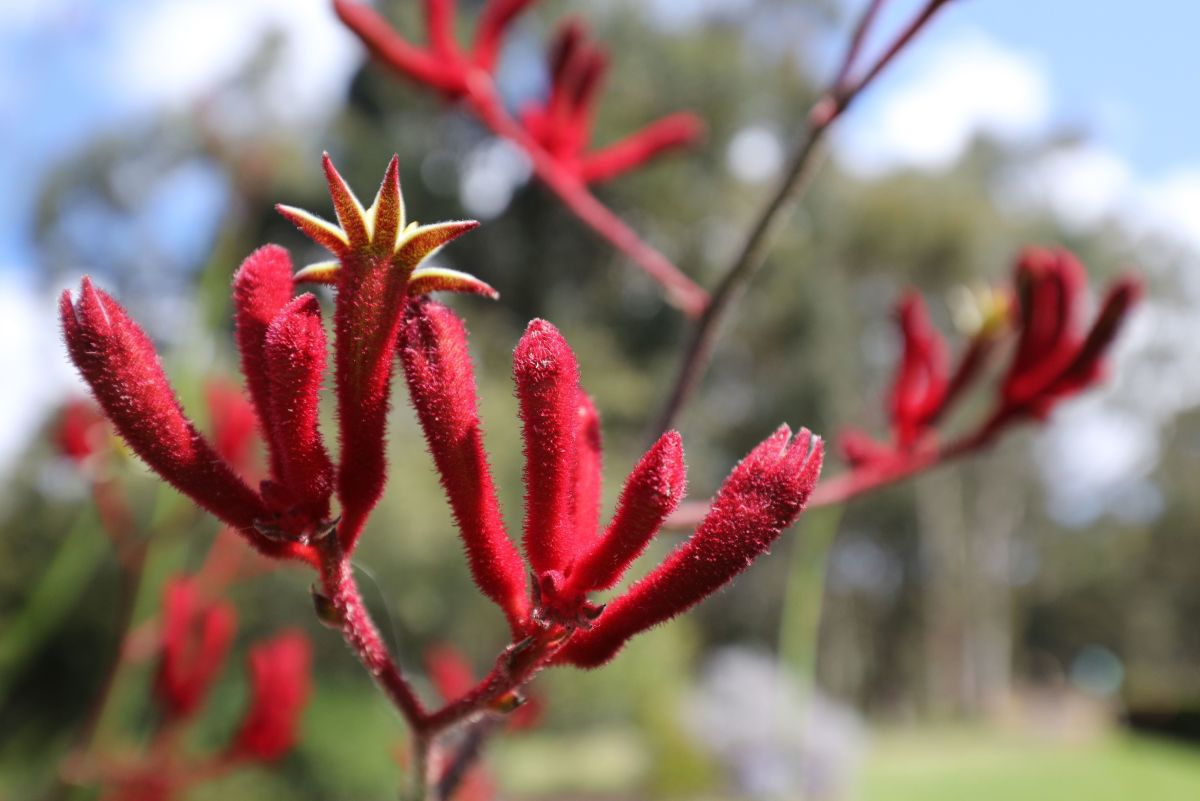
<box><xmin>62</xmin><ymin>155</ymin><xmax>824</xmax><ymax>679</ymax></box>
<box><xmin>156</xmin><ymin>575</ymin><xmax>312</xmax><ymax>763</ymax></box>
<box><xmin>334</xmin><ymin>0</ymin><xmax>703</xmax><ymax>185</ymax></box>
<box><xmin>91</xmin><ymin>576</ymin><xmax>311</xmax><ymax>801</ymax></box>
<box><xmin>402</xmin><ymin>298</ymin><xmax>823</xmax><ymax>663</ymax></box>
<box><xmin>518</xmin><ymin>18</ymin><xmax>704</xmax><ymax>184</ymax></box>
<box><xmin>840</xmin><ymin>247</ymin><xmax>1142</xmax><ymax>466</ymax></box>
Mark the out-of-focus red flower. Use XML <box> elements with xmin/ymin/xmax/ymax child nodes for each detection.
<box><xmin>57</xmin><ymin>398</ymin><xmax>107</xmax><ymax>465</ymax></box>
<box><xmin>1000</xmin><ymin>247</ymin><xmax>1142</xmax><ymax>419</ymax></box>
<box><xmin>332</xmin><ymin>2</ymin><xmax>703</xmax><ymax>185</ymax></box>
<box><xmin>230</xmin><ymin>631</ymin><xmax>312</xmax><ymax>762</ymax></box>
<box><xmin>99</xmin><ymin>771</ymin><xmax>175</xmax><ymax>801</ymax></box>
<box><xmin>837</xmin><ymin>247</ymin><xmax>1141</xmax><ymax>466</ymax></box>
<box><xmin>520</xmin><ymin>18</ymin><xmax>704</xmax><ymax>184</ymax></box>
<box><xmin>155</xmin><ymin>577</ymin><xmax>236</xmax><ymax>720</ymax></box>
<box><xmin>889</xmin><ymin>292</ymin><xmax>948</xmax><ymax>448</ymax></box>
<box><xmin>204</xmin><ymin>379</ymin><xmax>259</xmax><ymax>476</ymax></box>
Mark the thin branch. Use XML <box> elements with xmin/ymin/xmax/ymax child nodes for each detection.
<box><xmin>651</xmin><ymin>0</ymin><xmax>956</xmax><ymax>436</ymax></box>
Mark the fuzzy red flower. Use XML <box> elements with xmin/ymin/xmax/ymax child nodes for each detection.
<box><xmin>155</xmin><ymin>577</ymin><xmax>236</xmax><ymax>720</ymax></box>
<box><xmin>230</xmin><ymin>630</ymin><xmax>312</xmax><ymax>762</ymax></box>
<box><xmin>60</xmin><ymin>280</ymin><xmax>274</xmax><ymax>541</ymax></box>
<box><xmin>557</xmin><ymin>426</ymin><xmax>822</xmax><ymax>667</ymax></box>
<box><xmin>277</xmin><ymin>154</ymin><xmax>491</xmax><ymax>551</ymax></box>
<box><xmin>400</xmin><ymin>302</ymin><xmax>823</xmax><ymax>653</ymax></box>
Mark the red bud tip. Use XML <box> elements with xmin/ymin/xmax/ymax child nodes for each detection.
<box><xmin>564</xmin><ymin>430</ymin><xmax>687</xmax><ymax>597</ymax></box>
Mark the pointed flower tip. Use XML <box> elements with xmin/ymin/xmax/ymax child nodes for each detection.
<box><xmin>407</xmin><ymin>266</ymin><xmax>499</xmax><ymax>300</ymax></box>
<box><xmin>293</xmin><ymin>261</ymin><xmax>341</xmax><ymax>286</ymax></box>
<box><xmin>514</xmin><ymin>318</ymin><xmax>576</xmax><ymax>381</ymax></box>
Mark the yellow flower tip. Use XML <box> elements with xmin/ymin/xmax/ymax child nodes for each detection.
<box><xmin>948</xmin><ymin>284</ymin><xmax>1012</xmax><ymax>339</ymax></box>
<box><xmin>407</xmin><ymin>266</ymin><xmax>499</xmax><ymax>300</ymax></box>
<box><xmin>394</xmin><ymin>220</ymin><xmax>480</xmax><ymax>272</ymax></box>
<box><xmin>294</xmin><ymin>261</ymin><xmax>341</xmax><ymax>286</ymax></box>
<box><xmin>320</xmin><ymin>153</ymin><xmax>369</xmax><ymax>247</ymax></box>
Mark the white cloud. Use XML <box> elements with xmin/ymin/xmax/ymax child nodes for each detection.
<box><xmin>1006</xmin><ymin>144</ymin><xmax>1133</xmax><ymax>231</ymax></box>
<box><xmin>835</xmin><ymin>30</ymin><xmax>1051</xmax><ymax>175</ymax></box>
<box><xmin>110</xmin><ymin>0</ymin><xmax>359</xmax><ymax>122</ymax></box>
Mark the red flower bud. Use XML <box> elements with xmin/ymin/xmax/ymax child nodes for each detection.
<box><xmin>514</xmin><ymin>319</ymin><xmax>582</xmax><ymax>577</ymax></box>
<box><xmin>558</xmin><ymin>426</ymin><xmax>823</xmax><ymax>668</ymax></box>
<box><xmin>569</xmin><ymin>392</ymin><xmax>604</xmax><ymax>550</ymax></box>
<box><xmin>564</xmin><ymin>430</ymin><xmax>686</xmax><ymax>596</ymax></box>
<box><xmin>1000</xmin><ymin>249</ymin><xmax>1140</xmax><ymax>418</ymax></box>
<box><xmin>263</xmin><ymin>295</ymin><xmax>335</xmax><ymax>529</ymax></box>
<box><xmin>232</xmin><ymin>245</ymin><xmax>295</xmax><ymax>481</ymax></box>
<box><xmin>1044</xmin><ymin>274</ymin><xmax>1143</xmax><ymax>401</ymax></box>
<box><xmin>156</xmin><ymin>576</ymin><xmax>236</xmax><ymax>720</ymax></box>
<box><xmin>1002</xmin><ymin>247</ymin><xmax>1086</xmax><ymax>409</ymax></box>
<box><xmin>231</xmin><ymin>631</ymin><xmax>312</xmax><ymax>762</ymax></box>
<box><xmin>400</xmin><ymin>299</ymin><xmax>529</xmax><ymax>632</ymax></box>
<box><xmin>60</xmin><ymin>279</ymin><xmax>270</xmax><ymax>537</ymax></box>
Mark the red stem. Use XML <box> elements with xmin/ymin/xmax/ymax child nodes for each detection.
<box><xmin>316</xmin><ymin>538</ymin><xmax>427</xmax><ymax>727</ymax></box>
<box><xmin>833</xmin><ymin>0</ymin><xmax>887</xmax><ymax>94</ymax></box>
<box><xmin>663</xmin><ymin>421</ymin><xmax>1000</xmax><ymax>531</ymax></box>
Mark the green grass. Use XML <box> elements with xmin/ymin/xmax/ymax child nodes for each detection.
<box><xmin>862</xmin><ymin>729</ymin><xmax>1200</xmax><ymax>801</ymax></box>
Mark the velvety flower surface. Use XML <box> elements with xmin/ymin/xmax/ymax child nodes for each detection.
<box><xmin>400</xmin><ymin>302</ymin><xmax>824</xmax><ymax>658</ymax></box>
